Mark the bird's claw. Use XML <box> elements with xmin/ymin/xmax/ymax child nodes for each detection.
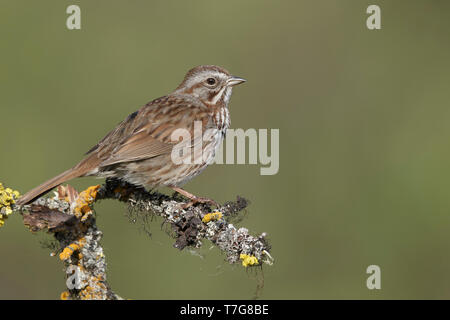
<box><xmin>181</xmin><ymin>197</ymin><xmax>219</xmax><ymax>209</ymax></box>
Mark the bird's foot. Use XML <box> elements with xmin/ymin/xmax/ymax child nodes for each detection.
<box><xmin>170</xmin><ymin>186</ymin><xmax>219</xmax><ymax>209</ymax></box>
<box><xmin>181</xmin><ymin>196</ymin><xmax>219</xmax><ymax>209</ymax></box>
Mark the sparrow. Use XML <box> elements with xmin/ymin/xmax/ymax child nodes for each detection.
<box><xmin>17</xmin><ymin>65</ymin><xmax>246</xmax><ymax>207</ymax></box>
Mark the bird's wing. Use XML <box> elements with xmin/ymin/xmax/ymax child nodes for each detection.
<box><xmin>86</xmin><ymin>95</ymin><xmax>212</xmax><ymax>167</ymax></box>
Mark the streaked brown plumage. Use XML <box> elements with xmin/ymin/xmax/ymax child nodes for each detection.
<box><xmin>17</xmin><ymin>65</ymin><xmax>246</xmax><ymax>206</ymax></box>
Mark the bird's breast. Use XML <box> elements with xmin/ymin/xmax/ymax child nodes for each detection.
<box><xmin>213</xmin><ymin>106</ymin><xmax>230</xmax><ymax>133</ymax></box>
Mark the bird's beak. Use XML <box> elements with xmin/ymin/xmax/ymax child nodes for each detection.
<box><xmin>227</xmin><ymin>76</ymin><xmax>247</xmax><ymax>87</ymax></box>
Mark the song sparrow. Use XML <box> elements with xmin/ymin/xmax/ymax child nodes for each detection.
<box><xmin>17</xmin><ymin>65</ymin><xmax>246</xmax><ymax>206</ymax></box>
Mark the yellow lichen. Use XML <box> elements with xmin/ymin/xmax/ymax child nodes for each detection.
<box><xmin>59</xmin><ymin>238</ymin><xmax>86</xmax><ymax>261</ymax></box>
<box><xmin>74</xmin><ymin>185</ymin><xmax>100</xmax><ymax>220</ymax></box>
<box><xmin>60</xmin><ymin>291</ymin><xmax>71</xmax><ymax>300</ymax></box>
<box><xmin>202</xmin><ymin>211</ymin><xmax>223</xmax><ymax>223</ymax></box>
<box><xmin>240</xmin><ymin>253</ymin><xmax>259</xmax><ymax>267</ymax></box>
<box><xmin>0</xmin><ymin>182</ymin><xmax>21</xmax><ymax>227</ymax></box>
<box><xmin>79</xmin><ymin>276</ymin><xmax>107</xmax><ymax>300</ymax></box>
<box><xmin>80</xmin><ymin>285</ymin><xmax>94</xmax><ymax>300</ymax></box>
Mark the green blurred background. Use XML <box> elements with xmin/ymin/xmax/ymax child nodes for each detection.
<box><xmin>1</xmin><ymin>0</ymin><xmax>450</xmax><ymax>299</ymax></box>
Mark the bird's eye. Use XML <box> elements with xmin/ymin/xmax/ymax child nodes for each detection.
<box><xmin>206</xmin><ymin>77</ymin><xmax>216</xmax><ymax>86</ymax></box>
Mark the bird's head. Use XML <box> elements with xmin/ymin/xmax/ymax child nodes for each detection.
<box><xmin>175</xmin><ymin>65</ymin><xmax>246</xmax><ymax>106</ymax></box>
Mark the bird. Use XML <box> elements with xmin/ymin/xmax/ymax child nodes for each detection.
<box><xmin>16</xmin><ymin>65</ymin><xmax>246</xmax><ymax>207</ymax></box>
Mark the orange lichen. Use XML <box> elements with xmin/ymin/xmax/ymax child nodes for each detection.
<box><xmin>79</xmin><ymin>286</ymin><xmax>94</xmax><ymax>300</ymax></box>
<box><xmin>74</xmin><ymin>185</ymin><xmax>100</xmax><ymax>220</ymax></box>
<box><xmin>59</xmin><ymin>238</ymin><xmax>86</xmax><ymax>261</ymax></box>
<box><xmin>79</xmin><ymin>275</ymin><xmax>107</xmax><ymax>300</ymax></box>
<box><xmin>60</xmin><ymin>291</ymin><xmax>71</xmax><ymax>300</ymax></box>
<box><xmin>202</xmin><ymin>211</ymin><xmax>223</xmax><ymax>223</ymax></box>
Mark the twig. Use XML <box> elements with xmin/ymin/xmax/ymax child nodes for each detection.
<box><xmin>2</xmin><ymin>179</ymin><xmax>273</xmax><ymax>300</ymax></box>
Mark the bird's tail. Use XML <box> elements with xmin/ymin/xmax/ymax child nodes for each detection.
<box><xmin>16</xmin><ymin>167</ymin><xmax>87</xmax><ymax>206</ymax></box>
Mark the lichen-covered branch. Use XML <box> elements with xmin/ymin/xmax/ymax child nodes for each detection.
<box><xmin>20</xmin><ymin>184</ymin><xmax>122</xmax><ymax>300</ymax></box>
<box><xmin>1</xmin><ymin>179</ymin><xmax>273</xmax><ymax>300</ymax></box>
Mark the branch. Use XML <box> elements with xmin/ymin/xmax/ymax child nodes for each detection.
<box><xmin>1</xmin><ymin>179</ymin><xmax>274</xmax><ymax>300</ymax></box>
